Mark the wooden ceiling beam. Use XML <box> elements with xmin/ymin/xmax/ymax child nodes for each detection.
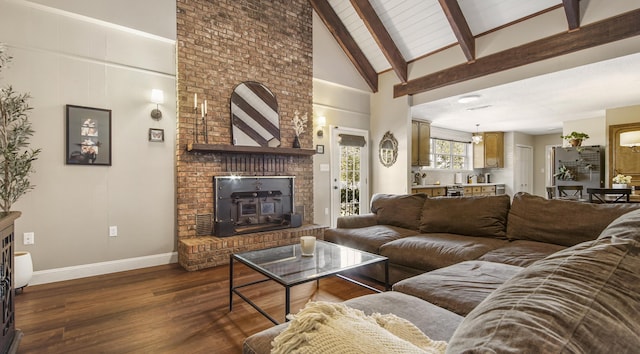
<box><xmin>394</xmin><ymin>8</ymin><xmax>640</xmax><ymax>98</ymax></box>
<box><xmin>438</xmin><ymin>0</ymin><xmax>475</xmax><ymax>62</ymax></box>
<box><xmin>562</xmin><ymin>0</ymin><xmax>580</xmax><ymax>31</ymax></box>
<box><xmin>350</xmin><ymin>0</ymin><xmax>407</xmax><ymax>83</ymax></box>
<box><xmin>309</xmin><ymin>0</ymin><xmax>378</xmax><ymax>92</ymax></box>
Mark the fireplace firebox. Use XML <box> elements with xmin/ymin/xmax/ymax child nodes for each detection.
<box><xmin>214</xmin><ymin>176</ymin><xmax>301</xmax><ymax>237</ymax></box>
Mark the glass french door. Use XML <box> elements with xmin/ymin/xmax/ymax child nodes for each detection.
<box><xmin>330</xmin><ymin>127</ymin><xmax>369</xmax><ymax>227</ymax></box>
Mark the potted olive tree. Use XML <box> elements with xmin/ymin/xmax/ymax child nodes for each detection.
<box><xmin>0</xmin><ymin>45</ymin><xmax>40</xmax><ymax>295</ymax></box>
<box><xmin>0</xmin><ymin>45</ymin><xmax>41</xmax><ymax>215</ymax></box>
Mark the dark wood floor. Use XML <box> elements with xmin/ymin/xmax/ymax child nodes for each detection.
<box><xmin>15</xmin><ymin>262</ymin><xmax>380</xmax><ymax>354</ymax></box>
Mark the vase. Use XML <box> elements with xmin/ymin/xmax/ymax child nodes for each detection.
<box><xmin>292</xmin><ymin>135</ymin><xmax>301</xmax><ymax>148</ymax></box>
<box><xmin>569</xmin><ymin>139</ymin><xmax>582</xmax><ymax>147</ymax></box>
<box><xmin>612</xmin><ymin>183</ymin><xmax>628</xmax><ymax>189</ymax></box>
<box><xmin>15</xmin><ymin>251</ymin><xmax>33</xmax><ymax>291</ymax></box>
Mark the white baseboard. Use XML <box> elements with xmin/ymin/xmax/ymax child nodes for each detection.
<box><xmin>29</xmin><ymin>252</ymin><xmax>179</xmax><ymax>286</ymax></box>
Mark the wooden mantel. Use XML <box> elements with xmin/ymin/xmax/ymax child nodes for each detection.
<box><xmin>186</xmin><ymin>142</ymin><xmax>316</xmax><ymax>156</ymax></box>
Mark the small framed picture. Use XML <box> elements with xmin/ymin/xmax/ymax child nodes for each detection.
<box><xmin>316</xmin><ymin>144</ymin><xmax>324</xmax><ymax>154</ymax></box>
<box><xmin>149</xmin><ymin>128</ymin><xmax>164</xmax><ymax>142</ymax></box>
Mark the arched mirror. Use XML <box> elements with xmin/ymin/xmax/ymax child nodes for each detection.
<box><xmin>230</xmin><ymin>81</ymin><xmax>280</xmax><ymax>147</ymax></box>
<box><xmin>379</xmin><ymin>131</ymin><xmax>398</xmax><ymax>167</ymax></box>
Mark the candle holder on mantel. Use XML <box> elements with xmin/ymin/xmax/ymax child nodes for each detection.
<box><xmin>193</xmin><ymin>94</ymin><xmax>209</xmax><ymax>144</ymax></box>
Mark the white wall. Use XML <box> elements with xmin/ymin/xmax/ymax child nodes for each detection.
<box><xmin>563</xmin><ymin>117</ymin><xmax>606</xmax><ymax>147</ymax></box>
<box><xmin>312</xmin><ymin>11</ymin><xmax>370</xmax><ymax>92</ymax></box>
<box><xmin>370</xmin><ymin>71</ymin><xmax>411</xmax><ymax>194</ymax></box>
<box><xmin>1</xmin><ymin>0</ymin><xmax>177</xmax><ymax>277</ymax></box>
<box><xmin>312</xmin><ymin>10</ymin><xmax>372</xmax><ymax>225</ymax></box>
<box><xmin>312</xmin><ymin>79</ymin><xmax>370</xmax><ymax>226</ymax></box>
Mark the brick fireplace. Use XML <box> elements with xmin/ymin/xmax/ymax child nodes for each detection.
<box><xmin>176</xmin><ymin>0</ymin><xmax>322</xmax><ymax>271</ymax></box>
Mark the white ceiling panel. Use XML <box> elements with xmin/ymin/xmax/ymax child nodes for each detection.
<box><xmin>328</xmin><ymin>0</ymin><xmax>389</xmax><ymax>72</ymax></box>
<box><xmin>459</xmin><ymin>0</ymin><xmax>562</xmax><ymax>35</ymax></box>
<box><xmin>411</xmin><ymin>53</ymin><xmax>640</xmax><ymax>135</ymax></box>
<box><xmin>371</xmin><ymin>0</ymin><xmax>457</xmax><ymax>60</ymax></box>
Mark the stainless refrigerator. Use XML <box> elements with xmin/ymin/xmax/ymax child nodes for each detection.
<box><xmin>552</xmin><ymin>145</ymin><xmax>604</xmax><ymax>196</ymax></box>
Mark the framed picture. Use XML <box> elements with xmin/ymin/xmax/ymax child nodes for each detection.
<box><xmin>316</xmin><ymin>144</ymin><xmax>324</xmax><ymax>154</ymax></box>
<box><xmin>149</xmin><ymin>128</ymin><xmax>164</xmax><ymax>142</ymax></box>
<box><xmin>65</xmin><ymin>105</ymin><xmax>112</xmax><ymax>165</ymax></box>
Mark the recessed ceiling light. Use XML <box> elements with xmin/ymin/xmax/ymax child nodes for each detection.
<box><xmin>457</xmin><ymin>95</ymin><xmax>480</xmax><ymax>104</ymax></box>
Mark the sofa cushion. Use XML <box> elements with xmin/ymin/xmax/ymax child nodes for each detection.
<box><xmin>506</xmin><ymin>192</ymin><xmax>640</xmax><ymax>247</ymax></box>
<box><xmin>393</xmin><ymin>261</ymin><xmax>522</xmax><ymax>316</ymax></box>
<box><xmin>447</xmin><ymin>209</ymin><xmax>640</xmax><ymax>353</ymax></box>
<box><xmin>324</xmin><ymin>225</ymin><xmax>419</xmax><ymax>254</ymax></box>
<box><xmin>380</xmin><ymin>233</ymin><xmax>508</xmax><ymax>272</ymax></box>
<box><xmin>419</xmin><ymin>195</ymin><xmax>510</xmax><ymax>239</ymax></box>
<box><xmin>371</xmin><ymin>193</ymin><xmax>427</xmax><ymax>230</ymax></box>
<box><xmin>477</xmin><ymin>240</ymin><xmax>566</xmax><ymax>267</ymax></box>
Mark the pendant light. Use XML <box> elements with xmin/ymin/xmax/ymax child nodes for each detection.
<box><xmin>472</xmin><ymin>124</ymin><xmax>483</xmax><ymax>144</ymax></box>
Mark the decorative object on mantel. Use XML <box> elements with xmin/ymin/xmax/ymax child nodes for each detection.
<box><xmin>612</xmin><ymin>174</ymin><xmax>632</xmax><ymax>188</ymax></box>
<box><xmin>292</xmin><ymin>110</ymin><xmax>307</xmax><ymax>148</ymax></box>
<box><xmin>379</xmin><ymin>131</ymin><xmax>398</xmax><ymax>167</ymax></box>
<box><xmin>230</xmin><ymin>81</ymin><xmax>280</xmax><ymax>147</ymax></box>
<box><xmin>0</xmin><ymin>45</ymin><xmax>42</xmax><ymax>213</ymax></box>
<box><xmin>620</xmin><ymin>130</ymin><xmax>640</xmax><ymax>152</ymax></box>
<box><xmin>193</xmin><ymin>93</ymin><xmax>208</xmax><ymax>144</ymax></box>
<box><xmin>561</xmin><ymin>131</ymin><xmax>589</xmax><ymax>147</ymax></box>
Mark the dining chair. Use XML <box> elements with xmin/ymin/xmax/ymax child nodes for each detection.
<box><xmin>557</xmin><ymin>185</ymin><xmax>583</xmax><ymax>199</ymax></box>
<box><xmin>586</xmin><ymin>188</ymin><xmax>632</xmax><ymax>203</ymax></box>
<box><xmin>546</xmin><ymin>186</ymin><xmax>555</xmax><ymax>199</ymax></box>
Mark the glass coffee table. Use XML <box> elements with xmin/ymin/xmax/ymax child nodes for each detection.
<box><xmin>229</xmin><ymin>240</ymin><xmax>389</xmax><ymax>324</ymax></box>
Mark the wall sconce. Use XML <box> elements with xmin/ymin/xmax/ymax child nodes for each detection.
<box><xmin>620</xmin><ymin>130</ymin><xmax>640</xmax><ymax>152</ymax></box>
<box><xmin>471</xmin><ymin>124</ymin><xmax>483</xmax><ymax>144</ymax></box>
<box><xmin>317</xmin><ymin>116</ymin><xmax>326</xmax><ymax>138</ymax></box>
<box><xmin>150</xmin><ymin>89</ymin><xmax>164</xmax><ymax>120</ymax></box>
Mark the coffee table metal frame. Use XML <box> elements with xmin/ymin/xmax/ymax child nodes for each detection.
<box><xmin>229</xmin><ymin>240</ymin><xmax>389</xmax><ymax>325</ymax></box>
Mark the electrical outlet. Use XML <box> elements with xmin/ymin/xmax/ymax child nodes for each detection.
<box><xmin>24</xmin><ymin>232</ymin><xmax>34</xmax><ymax>245</ymax></box>
<box><xmin>109</xmin><ymin>226</ymin><xmax>118</xmax><ymax>237</ymax></box>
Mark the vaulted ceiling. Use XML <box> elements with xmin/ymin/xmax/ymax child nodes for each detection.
<box><xmin>311</xmin><ymin>0</ymin><xmax>640</xmax><ymax>135</ymax></box>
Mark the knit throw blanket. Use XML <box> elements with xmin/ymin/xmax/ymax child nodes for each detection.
<box><xmin>271</xmin><ymin>301</ymin><xmax>447</xmax><ymax>354</ymax></box>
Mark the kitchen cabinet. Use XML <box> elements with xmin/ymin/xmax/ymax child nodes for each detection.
<box><xmin>412</xmin><ymin>187</ymin><xmax>445</xmax><ymax>197</ymax></box>
<box><xmin>473</xmin><ymin>132</ymin><xmax>504</xmax><ymax>168</ymax></box>
<box><xmin>464</xmin><ymin>185</ymin><xmax>496</xmax><ymax>196</ymax></box>
<box><xmin>411</xmin><ymin>120</ymin><xmax>430</xmax><ymax>166</ymax></box>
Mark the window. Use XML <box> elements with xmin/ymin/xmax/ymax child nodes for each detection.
<box><xmin>430</xmin><ymin>138</ymin><xmax>470</xmax><ymax>170</ymax></box>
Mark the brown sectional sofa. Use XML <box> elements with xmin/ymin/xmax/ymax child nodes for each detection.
<box><xmin>243</xmin><ymin>192</ymin><xmax>640</xmax><ymax>353</ymax></box>
<box><xmin>325</xmin><ymin>192</ymin><xmax>637</xmax><ymax>283</ymax></box>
